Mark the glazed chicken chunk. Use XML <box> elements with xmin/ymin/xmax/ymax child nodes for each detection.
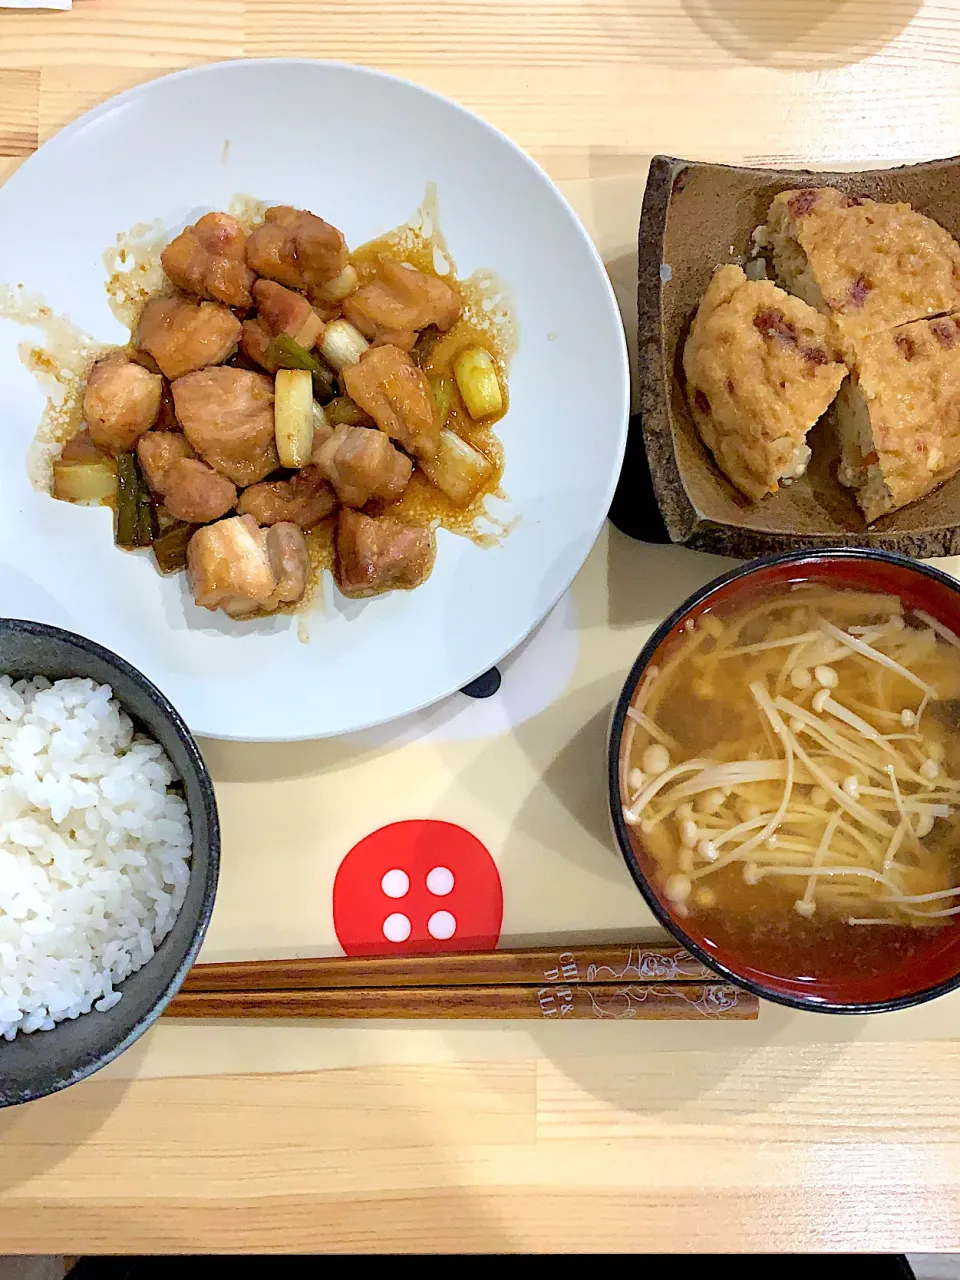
<box><xmin>335</xmin><ymin>509</ymin><xmax>436</xmax><ymax>598</ymax></box>
<box><xmin>188</xmin><ymin>514</ymin><xmax>308</xmax><ymax>617</ymax></box>
<box><xmin>136</xmin><ymin>430</ymin><xmax>196</xmax><ymax>493</ymax></box>
<box><xmin>162</xmin><ymin>459</ymin><xmax>237</xmax><ymax>525</ymax></box>
<box><xmin>136</xmin><ymin>295</ymin><xmax>242</xmax><ymax>380</ymax></box>
<box><xmin>57</xmin><ymin>198</ymin><xmax>508</xmax><ymax>628</ymax></box>
<box><xmin>161</xmin><ymin>212</ymin><xmax>256</xmax><ymax>309</ymax></box>
<box><xmin>245</xmin><ymin>206</ymin><xmax>347</xmax><ymax>295</ymax></box>
<box><xmin>188</xmin><ymin>514</ymin><xmax>277</xmax><ymax>618</ymax></box>
<box><xmin>238</xmin><ymin>466</ymin><xmax>337</xmax><ymax>529</ymax></box>
<box><xmin>83</xmin><ymin>353</ymin><xmax>162</xmax><ymax>453</ymax></box>
<box><xmin>172</xmin><ymin>367</ymin><xmax>279</xmax><ymax>486</ymax></box>
<box><xmin>137</xmin><ymin>431</ymin><xmax>236</xmax><ymax>523</ymax></box>
<box><xmin>314</xmin><ymin>423</ymin><xmax>412</xmax><ymax>508</ymax></box>
<box><xmin>253</xmin><ymin>280</ymin><xmax>325</xmax><ymax>348</ymax></box>
<box><xmin>342</xmin><ymin>345</ymin><xmax>440</xmax><ymax>459</ymax></box>
<box><xmin>264</xmin><ymin>522</ymin><xmax>310</xmax><ymax>607</ymax></box>
<box><xmin>344</xmin><ymin>260</ymin><xmax>461</xmax><ymax>348</ymax></box>
<box><xmin>241</xmin><ymin>280</ymin><xmax>326</xmax><ymax>372</ymax></box>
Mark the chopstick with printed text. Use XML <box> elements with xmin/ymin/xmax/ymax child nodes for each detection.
<box><xmin>165</xmin><ymin>942</ymin><xmax>759</xmax><ymax>1021</ymax></box>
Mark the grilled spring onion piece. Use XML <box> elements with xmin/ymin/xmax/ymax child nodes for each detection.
<box><xmin>429</xmin><ymin>373</ymin><xmax>455</xmax><ymax>429</ymax></box>
<box><xmin>325</xmin><ymin>396</ymin><xmax>374</xmax><ymax>428</ymax></box>
<box><xmin>320</xmin><ymin>319</ymin><xmax>369</xmax><ymax>371</ymax></box>
<box><xmin>453</xmin><ymin>347</ymin><xmax>503</xmax><ymax>419</ymax></box>
<box><xmin>275</xmin><ymin>369</ymin><xmax>315</xmax><ymax>469</ymax></box>
<box><xmin>413</xmin><ymin>325</ymin><xmax>440</xmax><ymax>365</ymax></box>
<box><xmin>115</xmin><ymin>453</ymin><xmax>157</xmax><ymax>550</ymax></box>
<box><xmin>313</xmin><ymin>399</ymin><xmax>331</xmax><ymax>434</ymax></box>
<box><xmin>136</xmin><ymin>471</ymin><xmax>158</xmax><ymax>545</ymax></box>
<box><xmin>313</xmin><ymin>264</ymin><xmax>358</xmax><ymax>303</ymax></box>
<box><xmin>114</xmin><ymin>454</ymin><xmax>137</xmax><ymax>547</ymax></box>
<box><xmin>53</xmin><ymin>459</ymin><xmax>117</xmax><ymax>504</ymax></box>
<box><xmin>153</xmin><ymin>521</ymin><xmax>196</xmax><ymax>574</ymax></box>
<box><xmin>265</xmin><ymin>333</ymin><xmax>338</xmax><ymax>404</ymax></box>
<box><xmin>419</xmin><ymin>429</ymin><xmax>494</xmax><ymax>506</ymax></box>
<box><xmin>311</xmin><ymin>362</ymin><xmax>338</xmax><ymax>405</ymax></box>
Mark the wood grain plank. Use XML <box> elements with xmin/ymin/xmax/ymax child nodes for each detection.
<box><xmin>0</xmin><ymin>1063</ymin><xmax>535</xmax><ymax>1170</ymax></box>
<box><xmin>240</xmin><ymin>0</ymin><xmax>927</xmax><ymax>70</ymax></box>
<box><xmin>3</xmin><ymin>1047</ymin><xmax>960</xmax><ymax>1250</ymax></box>
<box><xmin>536</xmin><ymin>1045</ymin><xmax>960</xmax><ymax>1142</ymax></box>
<box><xmin>148</xmin><ymin>59</ymin><xmax>950</xmax><ymax>172</ymax></box>
<box><xmin>0</xmin><ymin>157</ymin><xmax>24</xmax><ymax>186</ymax></box>
<box><xmin>0</xmin><ymin>0</ymin><xmax>242</xmax><ymax>69</ymax></box>
<box><xmin>0</xmin><ymin>69</ymin><xmax>38</xmax><ymax>158</ymax></box>
<box><xmin>38</xmin><ymin>66</ymin><xmax>178</xmax><ymax>143</ymax></box>
<box><xmin>5</xmin><ymin>1184</ymin><xmax>960</xmax><ymax>1254</ymax></box>
<box><xmin>5</xmin><ymin>0</ymin><xmax>960</xmax><ymax>1257</ymax></box>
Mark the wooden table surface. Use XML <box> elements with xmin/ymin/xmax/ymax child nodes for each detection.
<box><xmin>5</xmin><ymin>0</ymin><xmax>960</xmax><ymax>1255</ymax></box>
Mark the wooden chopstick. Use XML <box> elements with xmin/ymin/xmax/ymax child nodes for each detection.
<box><xmin>167</xmin><ymin>983</ymin><xmax>758</xmax><ymax>1021</ymax></box>
<box><xmin>165</xmin><ymin>943</ymin><xmax>759</xmax><ymax>1021</ymax></box>
<box><xmin>179</xmin><ymin>942</ymin><xmax>719</xmax><ymax>993</ymax></box>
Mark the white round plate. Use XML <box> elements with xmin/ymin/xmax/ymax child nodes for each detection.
<box><xmin>0</xmin><ymin>60</ymin><xmax>629</xmax><ymax>740</ymax></box>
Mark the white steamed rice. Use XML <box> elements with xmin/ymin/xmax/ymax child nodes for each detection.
<box><xmin>0</xmin><ymin>676</ymin><xmax>192</xmax><ymax>1039</ymax></box>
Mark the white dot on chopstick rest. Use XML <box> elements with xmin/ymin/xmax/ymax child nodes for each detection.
<box><xmin>382</xmin><ymin>913</ymin><xmax>411</xmax><ymax>943</ymax></box>
<box><xmin>427</xmin><ymin>911</ymin><xmax>456</xmax><ymax>940</ymax></box>
<box><xmin>380</xmin><ymin>868</ymin><xmax>409</xmax><ymax>898</ymax></box>
<box><xmin>425</xmin><ymin>866</ymin><xmax>454</xmax><ymax>896</ymax></box>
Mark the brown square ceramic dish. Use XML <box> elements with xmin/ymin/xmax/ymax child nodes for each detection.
<box><xmin>637</xmin><ymin>154</ymin><xmax>960</xmax><ymax>557</ymax></box>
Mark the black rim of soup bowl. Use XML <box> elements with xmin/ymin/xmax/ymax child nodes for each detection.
<box><xmin>608</xmin><ymin>547</ymin><xmax>960</xmax><ymax>1016</ymax></box>
<box><xmin>0</xmin><ymin>619</ymin><xmax>220</xmax><ymax>1106</ymax></box>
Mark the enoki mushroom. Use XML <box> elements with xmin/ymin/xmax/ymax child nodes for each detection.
<box><xmin>622</xmin><ymin>586</ymin><xmax>960</xmax><ymax>927</ymax></box>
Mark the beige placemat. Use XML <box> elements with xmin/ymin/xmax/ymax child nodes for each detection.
<box><xmin>98</xmin><ymin>526</ymin><xmax>960</xmax><ymax>1081</ymax></box>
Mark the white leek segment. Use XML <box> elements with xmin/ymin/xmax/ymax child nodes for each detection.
<box><xmin>274</xmin><ymin>369</ymin><xmax>314</xmax><ymax>469</ymax></box>
<box><xmin>320</xmin><ymin>319</ymin><xmax>369</xmax><ymax>371</ymax></box>
<box><xmin>314</xmin><ymin>264</ymin><xmax>359</xmax><ymax>303</ymax></box>
<box><xmin>418</xmin><ymin>429</ymin><xmax>494</xmax><ymax>506</ymax></box>
<box><xmin>453</xmin><ymin>347</ymin><xmax>503</xmax><ymax>419</ymax></box>
<box><xmin>53</xmin><ymin>460</ymin><xmax>118</xmax><ymax>504</ymax></box>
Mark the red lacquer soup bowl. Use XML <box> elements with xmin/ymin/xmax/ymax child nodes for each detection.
<box><xmin>608</xmin><ymin>548</ymin><xmax>960</xmax><ymax>1014</ymax></box>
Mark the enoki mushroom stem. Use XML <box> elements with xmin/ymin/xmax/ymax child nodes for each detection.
<box><xmin>621</xmin><ymin>588</ymin><xmax>960</xmax><ymax>926</ymax></box>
